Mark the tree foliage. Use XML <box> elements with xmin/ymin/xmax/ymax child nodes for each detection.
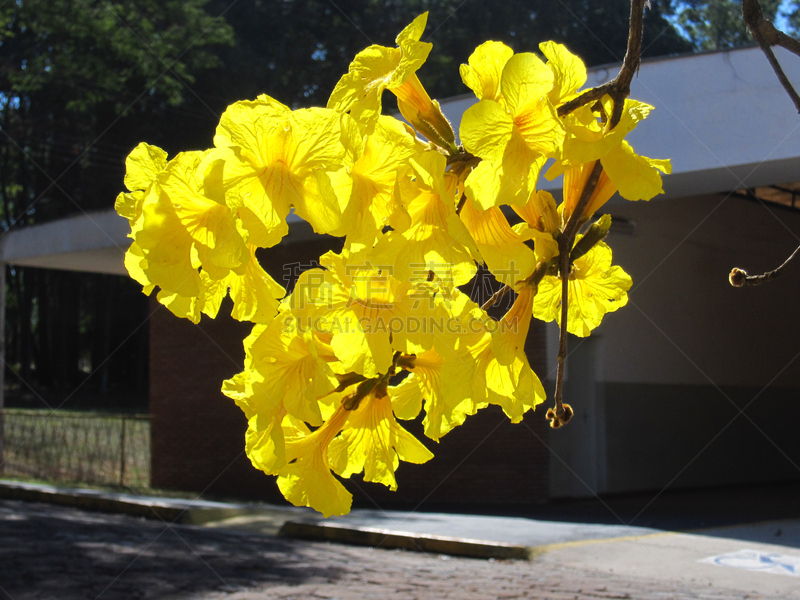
<box><xmin>674</xmin><ymin>0</ymin><xmax>783</xmax><ymax>50</ymax></box>
<box><xmin>199</xmin><ymin>0</ymin><xmax>691</xmax><ymax>110</ymax></box>
<box><xmin>0</xmin><ymin>0</ymin><xmax>232</xmax><ymax>402</ymax></box>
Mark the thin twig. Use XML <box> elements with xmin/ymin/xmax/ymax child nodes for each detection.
<box><xmin>480</xmin><ymin>284</ymin><xmax>511</xmax><ymax>311</ymax></box>
<box><xmin>729</xmin><ymin>244</ymin><xmax>800</xmax><ymax>286</ymax></box>
<box><xmin>557</xmin><ymin>83</ymin><xmax>614</xmax><ymax>118</ymax></box>
<box><xmin>742</xmin><ymin>0</ymin><xmax>800</xmax><ymax>113</ymax></box>
<box><xmin>455</xmin><ymin>192</ymin><xmax>468</xmax><ymax>215</ymax></box>
<box><xmin>550</xmin><ymin>0</ymin><xmax>646</xmax><ymax>420</ymax></box>
<box><xmin>557</xmin><ymin>0</ymin><xmax>646</xmax><ymax>125</ymax></box>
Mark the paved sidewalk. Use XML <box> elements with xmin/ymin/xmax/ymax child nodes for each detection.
<box><xmin>4</xmin><ymin>480</ymin><xmax>800</xmax><ymax>598</ymax></box>
<box><xmin>0</xmin><ymin>498</ymin><xmax>794</xmax><ymax>600</ymax></box>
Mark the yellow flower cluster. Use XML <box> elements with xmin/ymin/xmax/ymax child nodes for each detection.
<box><xmin>116</xmin><ymin>13</ymin><xmax>669</xmax><ymax>516</ymax></box>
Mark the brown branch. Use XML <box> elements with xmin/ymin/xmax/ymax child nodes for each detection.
<box><xmin>557</xmin><ymin>0</ymin><xmax>646</xmax><ymax>124</ymax></box>
<box><xmin>743</xmin><ymin>0</ymin><xmax>800</xmax><ymax>113</ymax></box>
<box><xmin>549</xmin><ymin>0</ymin><xmax>647</xmax><ymax>425</ymax></box>
<box><xmin>480</xmin><ymin>284</ymin><xmax>511</xmax><ymax>311</ymax></box>
<box><xmin>557</xmin><ymin>83</ymin><xmax>614</xmax><ymax>118</ymax></box>
<box><xmin>455</xmin><ymin>192</ymin><xmax>468</xmax><ymax>216</ymax></box>
<box><xmin>767</xmin><ymin>26</ymin><xmax>800</xmax><ymax>57</ymax></box>
<box><xmin>334</xmin><ymin>371</ymin><xmax>368</xmax><ymax>393</ymax></box>
<box><xmin>729</xmin><ymin>244</ymin><xmax>800</xmax><ymax>286</ymax></box>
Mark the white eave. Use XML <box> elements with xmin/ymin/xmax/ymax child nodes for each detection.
<box><xmin>0</xmin><ymin>211</ymin><xmax>130</xmax><ymax>275</ymax></box>
<box><xmin>0</xmin><ymin>210</ymin><xmax>311</xmax><ymax>274</ymax></box>
<box><xmin>3</xmin><ymin>44</ymin><xmax>799</xmax><ymax>274</ymax></box>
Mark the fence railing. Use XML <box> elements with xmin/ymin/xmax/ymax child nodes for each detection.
<box><xmin>0</xmin><ymin>409</ymin><xmax>151</xmax><ymax>487</ymax></box>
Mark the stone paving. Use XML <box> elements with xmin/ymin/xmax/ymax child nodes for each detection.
<box><xmin>0</xmin><ymin>499</ymin><xmax>785</xmax><ymax>600</ymax></box>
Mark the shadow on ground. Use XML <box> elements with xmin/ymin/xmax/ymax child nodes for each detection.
<box><xmin>0</xmin><ymin>500</ymin><xmax>342</xmax><ymax>600</ymax></box>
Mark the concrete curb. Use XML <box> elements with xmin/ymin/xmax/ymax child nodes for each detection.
<box><xmin>0</xmin><ymin>480</ymin><xmax>186</xmax><ymax>521</ymax></box>
<box><xmin>0</xmin><ymin>480</ymin><xmax>531</xmax><ymax>560</ymax></box>
<box><xmin>0</xmin><ymin>480</ymin><xmax>257</xmax><ymax>525</ymax></box>
<box><xmin>279</xmin><ymin>520</ymin><xmax>531</xmax><ymax>560</ymax></box>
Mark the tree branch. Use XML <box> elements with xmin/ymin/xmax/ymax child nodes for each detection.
<box><xmin>742</xmin><ymin>0</ymin><xmax>800</xmax><ymax>113</ymax></box>
<box><xmin>549</xmin><ymin>0</ymin><xmax>646</xmax><ymax>425</ymax></box>
<box><xmin>480</xmin><ymin>284</ymin><xmax>511</xmax><ymax>311</ymax></box>
<box><xmin>729</xmin><ymin>244</ymin><xmax>800</xmax><ymax>286</ymax></box>
<box><xmin>557</xmin><ymin>0</ymin><xmax>646</xmax><ymax>124</ymax></box>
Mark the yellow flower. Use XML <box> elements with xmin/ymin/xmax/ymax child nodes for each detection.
<box><xmin>460</xmin><ymin>51</ymin><xmax>564</xmax><ymax>209</ymax></box>
<box><xmin>547</xmin><ymin>98</ymin><xmax>671</xmax><ymax>204</ymax></box>
<box><xmin>289</xmin><ymin>250</ymin><xmax>438</xmax><ymax>378</ymax></box>
<box><xmin>459</xmin><ymin>197</ymin><xmax>536</xmax><ymax>286</ymax></box>
<box><xmin>390</xmin><ymin>346</ymin><xmax>477</xmax><ymax>441</ymax></box>
<box><xmin>156</xmin><ymin>150</ymin><xmax>249</xmax><ymax>277</ymax></box>
<box><xmin>459</xmin><ymin>41</ymin><xmax>514</xmax><ymax>103</ymax></box>
<box><xmin>211</xmin><ymin>95</ymin><xmax>348</xmax><ymax>246</ymax></box>
<box><xmin>328</xmin><ymin>13</ymin><xmax>454</xmax><ymax>147</ymax></box>
<box><xmin>329</xmin><ymin>115</ymin><xmax>417</xmax><ymax>252</ymax></box>
<box><xmin>512</xmin><ymin>189</ymin><xmax>561</xmax><ymax>235</ymax></box>
<box><xmin>429</xmin><ymin>289</ymin><xmax>545</xmax><ymax>427</ymax></box>
<box><xmin>115</xmin><ymin>142</ymin><xmax>167</xmax><ymax>226</ymax></box>
<box><xmin>125</xmin><ymin>149</ymin><xmax>285</xmax><ymax>324</ymax></box>
<box><xmin>222</xmin><ymin>318</ymin><xmax>340</xmax><ymax>476</ymax></box>
<box><xmin>561</xmin><ymin>160</ymin><xmax>618</xmax><ymax>220</ymax></box>
<box><xmin>534</xmin><ymin>240</ymin><xmax>631</xmax><ymax>337</ymax></box>
<box><xmin>277</xmin><ymin>408</ymin><xmax>353</xmax><ymax>517</ymax></box>
<box><xmin>116</xmin><ymin>143</ymin><xmax>170</xmax><ymax>297</ymax></box>
<box><xmin>540</xmin><ymin>41</ymin><xmax>587</xmax><ymax>107</ymax></box>
<box><xmin>369</xmin><ymin>151</ymin><xmax>480</xmax><ymax>286</ymax></box>
<box><xmin>328</xmin><ymin>391</ymin><xmax>433</xmax><ymax>491</ymax></box>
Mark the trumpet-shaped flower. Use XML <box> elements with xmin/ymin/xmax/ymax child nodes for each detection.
<box><xmin>221</xmin><ymin>317</ymin><xmax>340</xmax><ymax>475</ymax></box>
<box><xmin>115</xmin><ymin>142</ymin><xmax>167</xmax><ymax>226</ymax></box>
<box><xmin>123</xmin><ymin>148</ymin><xmax>285</xmax><ymax>324</ymax></box>
<box><xmin>289</xmin><ymin>250</ymin><xmax>438</xmax><ymax>378</ymax></box>
<box><xmin>534</xmin><ymin>240</ymin><xmax>632</xmax><ymax>337</ymax></box>
<box><xmin>149</xmin><ymin>244</ymin><xmax>285</xmax><ymax>325</ymax></box>
<box><xmin>512</xmin><ymin>189</ymin><xmax>561</xmax><ymax>235</ymax></box>
<box><xmin>277</xmin><ymin>408</ymin><xmax>353</xmax><ymax>517</ymax></box>
<box><xmin>561</xmin><ymin>160</ymin><xmax>619</xmax><ymax>220</ymax></box>
<box><xmin>391</xmin><ymin>346</ymin><xmax>477</xmax><ymax>441</ymax></box>
<box><xmin>459</xmin><ymin>197</ymin><xmax>536</xmax><ymax>286</ymax></box>
<box><xmin>547</xmin><ymin>98</ymin><xmax>671</xmax><ymax>204</ymax></box>
<box><xmin>540</xmin><ymin>41</ymin><xmax>587</xmax><ymax>107</ymax></box>
<box><xmin>211</xmin><ymin>95</ymin><xmax>348</xmax><ymax>245</ymax></box>
<box><xmin>329</xmin><ymin>115</ymin><xmax>417</xmax><ymax>252</ymax></box>
<box><xmin>369</xmin><ymin>151</ymin><xmax>480</xmax><ymax>286</ymax></box>
<box><xmin>328</xmin><ymin>391</ymin><xmax>433</xmax><ymax>490</ymax></box>
<box><xmin>328</xmin><ymin>13</ymin><xmax>454</xmax><ymax>146</ymax></box>
<box><xmin>460</xmin><ymin>50</ymin><xmax>564</xmax><ymax>209</ymax></box>
<box><xmin>459</xmin><ymin>40</ymin><xmax>513</xmax><ymax>103</ymax></box>
<box><xmin>436</xmin><ymin>289</ymin><xmax>545</xmax><ymax>425</ymax></box>
<box><xmin>156</xmin><ymin>150</ymin><xmax>249</xmax><ymax>278</ymax></box>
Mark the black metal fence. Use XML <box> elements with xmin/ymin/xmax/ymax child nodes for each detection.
<box><xmin>0</xmin><ymin>409</ymin><xmax>151</xmax><ymax>487</ymax></box>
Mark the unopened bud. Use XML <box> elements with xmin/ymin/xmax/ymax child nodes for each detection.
<box><xmin>546</xmin><ymin>403</ymin><xmax>574</xmax><ymax>429</ymax></box>
<box><xmin>729</xmin><ymin>268</ymin><xmax>748</xmax><ymax>287</ymax></box>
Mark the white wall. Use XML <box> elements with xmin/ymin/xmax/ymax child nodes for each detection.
<box><xmin>601</xmin><ymin>194</ymin><xmax>800</xmax><ymax>389</ymax></box>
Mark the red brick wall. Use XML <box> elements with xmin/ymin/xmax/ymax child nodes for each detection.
<box><xmin>150</xmin><ymin>240</ymin><xmax>551</xmax><ymax>506</ymax></box>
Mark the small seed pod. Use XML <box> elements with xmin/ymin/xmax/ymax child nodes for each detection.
<box><xmin>546</xmin><ymin>403</ymin><xmax>574</xmax><ymax>429</ymax></box>
<box><xmin>729</xmin><ymin>268</ymin><xmax>748</xmax><ymax>287</ymax></box>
